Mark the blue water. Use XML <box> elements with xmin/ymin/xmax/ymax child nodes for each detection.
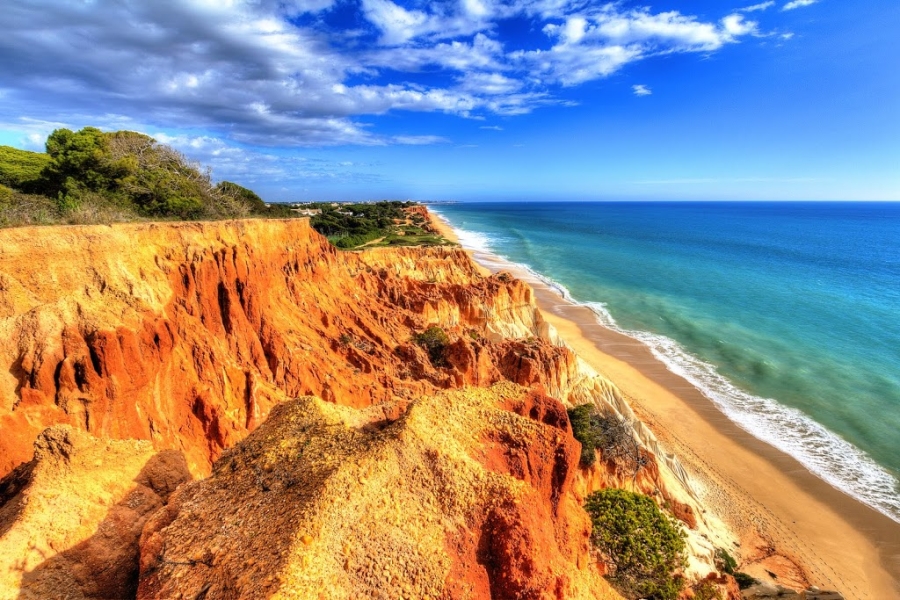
<box><xmin>434</xmin><ymin>201</ymin><xmax>900</xmax><ymax>522</ymax></box>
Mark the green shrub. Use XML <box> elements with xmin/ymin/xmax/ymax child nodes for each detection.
<box><xmin>0</xmin><ymin>188</ymin><xmax>61</xmax><ymax>227</ymax></box>
<box><xmin>413</xmin><ymin>326</ymin><xmax>450</xmax><ymax>366</ymax></box>
<box><xmin>332</xmin><ymin>229</ymin><xmax>383</xmax><ymax>249</ymax></box>
<box><xmin>216</xmin><ymin>181</ymin><xmax>267</xmax><ymax>212</ymax></box>
<box><xmin>734</xmin><ymin>572</ymin><xmax>759</xmax><ymax>589</ymax></box>
<box><xmin>692</xmin><ymin>580</ymin><xmax>723</xmax><ymax>600</ymax></box>
<box><xmin>715</xmin><ymin>548</ymin><xmax>738</xmax><ymax>575</ymax></box>
<box><xmin>568</xmin><ymin>404</ymin><xmax>601</xmax><ymax>466</ymax></box>
<box><xmin>567</xmin><ymin>404</ymin><xmax>639</xmax><ymax>469</ymax></box>
<box><xmin>0</xmin><ymin>184</ymin><xmax>13</xmax><ymax>204</ymax></box>
<box><xmin>0</xmin><ymin>146</ymin><xmax>51</xmax><ymax>190</ymax></box>
<box><xmin>585</xmin><ymin>488</ymin><xmax>687</xmax><ymax>600</ymax></box>
<box><xmin>308</xmin><ymin>201</ymin><xmax>449</xmax><ymax>249</ymax></box>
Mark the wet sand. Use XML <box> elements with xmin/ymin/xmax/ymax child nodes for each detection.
<box><xmin>428</xmin><ymin>209</ymin><xmax>900</xmax><ymax>600</ymax></box>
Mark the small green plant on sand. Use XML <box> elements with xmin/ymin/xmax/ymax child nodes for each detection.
<box><xmin>715</xmin><ymin>548</ymin><xmax>738</xmax><ymax>575</ymax></box>
<box><xmin>734</xmin><ymin>572</ymin><xmax>760</xmax><ymax>589</ymax></box>
<box><xmin>585</xmin><ymin>488</ymin><xmax>687</xmax><ymax>600</ymax></box>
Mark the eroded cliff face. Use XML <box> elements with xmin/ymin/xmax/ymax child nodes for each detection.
<box><xmin>0</xmin><ymin>221</ymin><xmax>541</xmax><ymax>479</ymax></box>
<box><xmin>0</xmin><ymin>218</ymin><xmax>730</xmax><ymax>598</ymax></box>
<box><xmin>138</xmin><ymin>384</ymin><xmax>623</xmax><ymax>600</ymax></box>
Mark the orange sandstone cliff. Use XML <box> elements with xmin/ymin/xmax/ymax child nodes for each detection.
<box><xmin>0</xmin><ymin>218</ymin><xmax>732</xmax><ymax>599</ymax></box>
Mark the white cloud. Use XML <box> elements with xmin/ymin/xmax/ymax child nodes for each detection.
<box><xmin>577</xmin><ymin>8</ymin><xmax>746</xmax><ymax>51</ymax></box>
<box><xmin>783</xmin><ymin>0</ymin><xmax>819</xmax><ymax>10</ymax></box>
<box><xmin>459</xmin><ymin>72</ymin><xmax>522</xmax><ymax>95</ymax></box>
<box><xmin>529</xmin><ymin>8</ymin><xmax>757</xmax><ymax>85</ymax></box>
<box><xmin>392</xmin><ymin>135</ymin><xmax>448</xmax><ymax>145</ymax></box>
<box><xmin>480</xmin><ymin>125</ymin><xmax>503</xmax><ymax>131</ymax></box>
<box><xmin>0</xmin><ymin>0</ymin><xmax>764</xmax><ymax>147</ymax></box>
<box><xmin>360</xmin><ymin>0</ymin><xmax>490</xmax><ymax>45</ymax></box>
<box><xmin>740</xmin><ymin>1</ymin><xmax>775</xmax><ymax>11</ymax></box>
<box><xmin>632</xmin><ymin>84</ymin><xmax>652</xmax><ymax>96</ymax></box>
<box><xmin>361</xmin><ymin>0</ymin><xmax>436</xmax><ymax>46</ymax></box>
<box><xmin>721</xmin><ymin>14</ymin><xmax>758</xmax><ymax>37</ymax></box>
<box><xmin>365</xmin><ymin>34</ymin><xmax>503</xmax><ymax>72</ymax></box>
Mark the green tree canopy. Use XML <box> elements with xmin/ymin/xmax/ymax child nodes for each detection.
<box><xmin>585</xmin><ymin>488</ymin><xmax>687</xmax><ymax>600</ymax></box>
<box><xmin>0</xmin><ymin>146</ymin><xmax>51</xmax><ymax>190</ymax></box>
<box><xmin>0</xmin><ymin>126</ymin><xmax>291</xmax><ymax>227</ymax></box>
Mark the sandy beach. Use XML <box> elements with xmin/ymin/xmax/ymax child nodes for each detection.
<box><xmin>428</xmin><ymin>209</ymin><xmax>900</xmax><ymax>600</ymax></box>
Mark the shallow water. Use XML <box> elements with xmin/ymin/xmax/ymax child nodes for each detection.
<box><xmin>434</xmin><ymin>201</ymin><xmax>900</xmax><ymax>522</ymax></box>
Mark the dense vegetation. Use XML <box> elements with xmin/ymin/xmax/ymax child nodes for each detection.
<box><xmin>0</xmin><ymin>127</ymin><xmax>291</xmax><ymax>227</ymax></box>
<box><xmin>1</xmin><ymin>127</ymin><xmax>453</xmax><ymax>251</ymax></box>
<box><xmin>307</xmin><ymin>201</ymin><xmax>452</xmax><ymax>249</ymax></box>
<box><xmin>0</xmin><ymin>146</ymin><xmax>50</xmax><ymax>190</ymax></box>
<box><xmin>585</xmin><ymin>488</ymin><xmax>687</xmax><ymax>600</ymax></box>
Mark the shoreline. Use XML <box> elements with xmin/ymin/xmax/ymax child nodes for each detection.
<box><xmin>427</xmin><ymin>209</ymin><xmax>900</xmax><ymax>599</ymax></box>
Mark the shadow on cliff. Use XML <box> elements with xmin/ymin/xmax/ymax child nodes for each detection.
<box><xmin>0</xmin><ymin>461</ymin><xmax>34</xmax><ymax>541</ymax></box>
<box><xmin>14</xmin><ymin>449</ymin><xmax>190</xmax><ymax>600</ymax></box>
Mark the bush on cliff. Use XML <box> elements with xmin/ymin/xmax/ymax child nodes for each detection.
<box><xmin>568</xmin><ymin>404</ymin><xmax>602</xmax><ymax>466</ymax></box>
<box><xmin>715</xmin><ymin>548</ymin><xmax>737</xmax><ymax>575</ymax></box>
<box><xmin>585</xmin><ymin>488</ymin><xmax>687</xmax><ymax>600</ymax></box>
<box><xmin>413</xmin><ymin>326</ymin><xmax>450</xmax><ymax>366</ymax></box>
<box><xmin>0</xmin><ymin>128</ymin><xmax>290</xmax><ymax>227</ymax></box>
<box><xmin>733</xmin><ymin>572</ymin><xmax>759</xmax><ymax>589</ymax></box>
<box><xmin>0</xmin><ymin>185</ymin><xmax>59</xmax><ymax>227</ymax></box>
<box><xmin>567</xmin><ymin>404</ymin><xmax>639</xmax><ymax>470</ymax></box>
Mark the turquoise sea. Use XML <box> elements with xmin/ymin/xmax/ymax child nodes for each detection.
<box><xmin>433</xmin><ymin>201</ymin><xmax>900</xmax><ymax>523</ymax></box>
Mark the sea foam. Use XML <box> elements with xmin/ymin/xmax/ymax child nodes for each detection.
<box><xmin>452</xmin><ymin>222</ymin><xmax>900</xmax><ymax>525</ymax></box>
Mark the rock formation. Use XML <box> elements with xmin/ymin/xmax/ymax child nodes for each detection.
<box><xmin>0</xmin><ymin>218</ymin><xmax>738</xmax><ymax>598</ymax></box>
<box><xmin>0</xmin><ymin>426</ymin><xmax>189</xmax><ymax>599</ymax></box>
<box><xmin>138</xmin><ymin>384</ymin><xmax>623</xmax><ymax>599</ymax></box>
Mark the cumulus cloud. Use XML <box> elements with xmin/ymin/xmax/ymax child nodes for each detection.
<box><xmin>523</xmin><ymin>8</ymin><xmax>756</xmax><ymax>85</ymax></box>
<box><xmin>632</xmin><ymin>84</ymin><xmax>652</xmax><ymax>96</ymax></box>
<box><xmin>783</xmin><ymin>0</ymin><xmax>819</xmax><ymax>10</ymax></box>
<box><xmin>0</xmin><ymin>0</ymin><xmax>761</xmax><ymax>148</ymax></box>
<box><xmin>365</xmin><ymin>34</ymin><xmax>504</xmax><ymax>72</ymax></box>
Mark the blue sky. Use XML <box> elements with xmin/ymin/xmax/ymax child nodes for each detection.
<box><xmin>0</xmin><ymin>0</ymin><xmax>897</xmax><ymax>201</ymax></box>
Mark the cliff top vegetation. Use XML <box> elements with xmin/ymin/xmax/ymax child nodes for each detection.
<box><xmin>0</xmin><ymin>127</ymin><xmax>294</xmax><ymax>228</ymax></box>
<box><xmin>1</xmin><ymin>129</ymin><xmax>453</xmax><ymax>251</ymax></box>
<box><xmin>305</xmin><ymin>200</ymin><xmax>454</xmax><ymax>249</ymax></box>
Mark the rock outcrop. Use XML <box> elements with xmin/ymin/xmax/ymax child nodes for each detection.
<box><xmin>138</xmin><ymin>383</ymin><xmax>623</xmax><ymax>600</ymax></box>
<box><xmin>0</xmin><ymin>426</ymin><xmax>190</xmax><ymax>600</ymax></box>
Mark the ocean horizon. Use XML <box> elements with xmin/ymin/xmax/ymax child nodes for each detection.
<box><xmin>434</xmin><ymin>200</ymin><xmax>900</xmax><ymax>524</ymax></box>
